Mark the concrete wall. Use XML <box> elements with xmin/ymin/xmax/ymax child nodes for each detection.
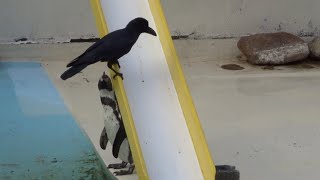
<box><xmin>0</xmin><ymin>0</ymin><xmax>97</xmax><ymax>43</ymax></box>
<box><xmin>162</xmin><ymin>0</ymin><xmax>320</xmax><ymax>38</ymax></box>
<box><xmin>0</xmin><ymin>0</ymin><xmax>320</xmax><ymax>42</ymax></box>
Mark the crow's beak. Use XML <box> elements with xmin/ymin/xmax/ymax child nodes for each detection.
<box><xmin>145</xmin><ymin>27</ymin><xmax>157</xmax><ymax>36</ymax></box>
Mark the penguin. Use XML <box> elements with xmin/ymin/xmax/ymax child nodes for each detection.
<box><xmin>98</xmin><ymin>72</ymin><xmax>134</xmax><ymax>176</ymax></box>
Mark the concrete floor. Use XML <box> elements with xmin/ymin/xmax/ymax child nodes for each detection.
<box><xmin>1</xmin><ymin>39</ymin><xmax>320</xmax><ymax>180</ymax></box>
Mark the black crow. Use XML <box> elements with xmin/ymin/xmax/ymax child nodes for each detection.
<box><xmin>60</xmin><ymin>17</ymin><xmax>157</xmax><ymax>80</ymax></box>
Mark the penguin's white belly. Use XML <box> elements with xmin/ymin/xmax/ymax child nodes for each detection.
<box><xmin>100</xmin><ymin>89</ymin><xmax>115</xmax><ymax>100</ymax></box>
<box><xmin>103</xmin><ymin>108</ymin><xmax>131</xmax><ymax>162</ymax></box>
<box><xmin>118</xmin><ymin>139</ymin><xmax>131</xmax><ymax>162</ymax></box>
<box><xmin>103</xmin><ymin>106</ymin><xmax>120</xmax><ymax>144</ymax></box>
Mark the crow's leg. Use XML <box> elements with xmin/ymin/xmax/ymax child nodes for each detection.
<box><xmin>115</xmin><ymin>60</ymin><xmax>121</xmax><ymax>68</ymax></box>
<box><xmin>107</xmin><ymin>61</ymin><xmax>123</xmax><ymax>80</ymax></box>
<box><xmin>107</xmin><ymin>161</ymin><xmax>127</xmax><ymax>169</ymax></box>
<box><xmin>114</xmin><ymin>164</ymin><xmax>135</xmax><ymax>176</ymax></box>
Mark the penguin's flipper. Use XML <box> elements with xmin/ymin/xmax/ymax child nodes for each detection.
<box><xmin>100</xmin><ymin>127</ymin><xmax>109</xmax><ymax>150</ymax></box>
<box><xmin>114</xmin><ymin>164</ymin><xmax>135</xmax><ymax>176</ymax></box>
<box><xmin>112</xmin><ymin>123</ymin><xmax>127</xmax><ymax>158</ymax></box>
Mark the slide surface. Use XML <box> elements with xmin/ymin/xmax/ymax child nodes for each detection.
<box><xmin>90</xmin><ymin>1</ymin><xmax>216</xmax><ymax>179</ymax></box>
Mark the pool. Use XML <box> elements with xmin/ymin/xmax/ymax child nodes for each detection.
<box><xmin>0</xmin><ymin>61</ymin><xmax>115</xmax><ymax>179</ymax></box>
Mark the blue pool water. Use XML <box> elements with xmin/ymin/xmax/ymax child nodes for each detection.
<box><xmin>0</xmin><ymin>62</ymin><xmax>115</xmax><ymax>180</ymax></box>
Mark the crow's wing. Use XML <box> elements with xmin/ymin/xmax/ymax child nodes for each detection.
<box><xmin>66</xmin><ymin>39</ymin><xmax>104</xmax><ymax>66</ymax></box>
<box><xmin>66</xmin><ymin>29</ymin><xmax>132</xmax><ymax>67</ymax></box>
<box><xmin>66</xmin><ymin>34</ymin><xmax>112</xmax><ymax>67</ymax></box>
<box><xmin>97</xmin><ymin>31</ymin><xmax>138</xmax><ymax>61</ymax></box>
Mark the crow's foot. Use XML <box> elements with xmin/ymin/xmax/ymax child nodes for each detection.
<box><xmin>113</xmin><ymin>72</ymin><xmax>123</xmax><ymax>80</ymax></box>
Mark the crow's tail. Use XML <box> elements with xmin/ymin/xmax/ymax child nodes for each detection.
<box><xmin>60</xmin><ymin>64</ymin><xmax>88</xmax><ymax>80</ymax></box>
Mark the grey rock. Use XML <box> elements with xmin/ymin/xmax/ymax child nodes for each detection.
<box><xmin>237</xmin><ymin>32</ymin><xmax>309</xmax><ymax>65</ymax></box>
<box><xmin>308</xmin><ymin>37</ymin><xmax>320</xmax><ymax>60</ymax></box>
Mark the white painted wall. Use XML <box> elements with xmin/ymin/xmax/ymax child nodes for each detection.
<box><xmin>0</xmin><ymin>0</ymin><xmax>320</xmax><ymax>42</ymax></box>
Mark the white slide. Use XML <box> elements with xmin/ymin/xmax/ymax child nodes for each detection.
<box><xmin>90</xmin><ymin>0</ymin><xmax>215</xmax><ymax>179</ymax></box>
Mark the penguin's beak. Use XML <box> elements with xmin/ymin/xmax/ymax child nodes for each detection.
<box><xmin>145</xmin><ymin>27</ymin><xmax>157</xmax><ymax>36</ymax></box>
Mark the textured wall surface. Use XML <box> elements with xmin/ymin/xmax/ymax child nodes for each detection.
<box><xmin>0</xmin><ymin>0</ymin><xmax>320</xmax><ymax>42</ymax></box>
<box><xmin>0</xmin><ymin>0</ymin><xmax>97</xmax><ymax>43</ymax></box>
<box><xmin>162</xmin><ymin>0</ymin><xmax>320</xmax><ymax>38</ymax></box>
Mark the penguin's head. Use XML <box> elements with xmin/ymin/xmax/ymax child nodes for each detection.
<box><xmin>98</xmin><ymin>72</ymin><xmax>113</xmax><ymax>91</ymax></box>
<box><xmin>126</xmin><ymin>17</ymin><xmax>157</xmax><ymax>36</ymax></box>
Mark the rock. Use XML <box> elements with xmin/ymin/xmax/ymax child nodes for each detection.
<box><xmin>308</xmin><ymin>37</ymin><xmax>320</xmax><ymax>60</ymax></box>
<box><xmin>237</xmin><ymin>32</ymin><xmax>309</xmax><ymax>65</ymax></box>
